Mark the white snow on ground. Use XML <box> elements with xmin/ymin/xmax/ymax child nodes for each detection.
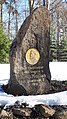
<box><xmin>0</xmin><ymin>64</ymin><xmax>10</xmax><ymax>85</ymax></box>
<box><xmin>0</xmin><ymin>91</ymin><xmax>67</xmax><ymax>108</ymax></box>
<box><xmin>0</xmin><ymin>62</ymin><xmax>67</xmax><ymax>108</ymax></box>
<box><xmin>50</xmin><ymin>62</ymin><xmax>67</xmax><ymax>81</ymax></box>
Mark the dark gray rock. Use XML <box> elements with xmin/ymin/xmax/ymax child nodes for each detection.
<box><xmin>52</xmin><ymin>106</ymin><xmax>67</xmax><ymax>119</ymax></box>
<box><xmin>35</xmin><ymin>104</ymin><xmax>55</xmax><ymax>117</ymax></box>
<box><xmin>13</xmin><ymin>107</ymin><xmax>32</xmax><ymax>117</ymax></box>
<box><xmin>0</xmin><ymin>110</ymin><xmax>14</xmax><ymax>119</ymax></box>
<box><xmin>6</xmin><ymin>6</ymin><xmax>51</xmax><ymax>95</ymax></box>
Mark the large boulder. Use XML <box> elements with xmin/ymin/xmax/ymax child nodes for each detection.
<box><xmin>5</xmin><ymin>6</ymin><xmax>51</xmax><ymax>95</ymax></box>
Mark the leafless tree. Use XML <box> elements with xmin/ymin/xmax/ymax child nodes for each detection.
<box><xmin>28</xmin><ymin>0</ymin><xmax>34</xmax><ymax>14</ymax></box>
<box><xmin>50</xmin><ymin>0</ymin><xmax>67</xmax><ymax>61</ymax></box>
<box><xmin>46</xmin><ymin>0</ymin><xmax>48</xmax><ymax>8</ymax></box>
<box><xmin>0</xmin><ymin>0</ymin><xmax>6</xmax><ymax>26</ymax></box>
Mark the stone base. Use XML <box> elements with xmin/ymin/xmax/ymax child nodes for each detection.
<box><xmin>2</xmin><ymin>83</ymin><xmax>27</xmax><ymax>96</ymax></box>
<box><xmin>2</xmin><ymin>77</ymin><xmax>50</xmax><ymax>96</ymax></box>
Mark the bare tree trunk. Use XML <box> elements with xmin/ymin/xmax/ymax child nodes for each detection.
<box><xmin>0</xmin><ymin>4</ymin><xmax>2</xmax><ymax>27</ymax></box>
<box><xmin>8</xmin><ymin>2</ymin><xmax>11</xmax><ymax>38</ymax></box>
<box><xmin>15</xmin><ymin>13</ymin><xmax>18</xmax><ymax>35</ymax></box>
<box><xmin>56</xmin><ymin>10</ymin><xmax>60</xmax><ymax>61</ymax></box>
<box><xmin>0</xmin><ymin>0</ymin><xmax>6</xmax><ymax>27</ymax></box>
<box><xmin>43</xmin><ymin>0</ymin><xmax>45</xmax><ymax>6</ymax></box>
<box><xmin>24</xmin><ymin>1</ymin><xmax>27</xmax><ymax>18</ymax></box>
<box><xmin>14</xmin><ymin>1</ymin><xmax>18</xmax><ymax>35</ymax></box>
<box><xmin>28</xmin><ymin>0</ymin><xmax>34</xmax><ymax>14</ymax></box>
<box><xmin>46</xmin><ymin>0</ymin><xmax>48</xmax><ymax>8</ymax></box>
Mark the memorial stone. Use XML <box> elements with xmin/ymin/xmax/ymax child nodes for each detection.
<box><xmin>5</xmin><ymin>6</ymin><xmax>51</xmax><ymax>95</ymax></box>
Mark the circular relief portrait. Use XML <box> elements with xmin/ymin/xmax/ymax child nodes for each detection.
<box><xmin>26</xmin><ymin>48</ymin><xmax>40</xmax><ymax>65</ymax></box>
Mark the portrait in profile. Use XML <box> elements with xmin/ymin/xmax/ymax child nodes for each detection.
<box><xmin>26</xmin><ymin>48</ymin><xmax>40</xmax><ymax>65</ymax></box>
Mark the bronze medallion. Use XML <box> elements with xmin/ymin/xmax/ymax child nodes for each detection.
<box><xmin>26</xmin><ymin>48</ymin><xmax>40</xmax><ymax>65</ymax></box>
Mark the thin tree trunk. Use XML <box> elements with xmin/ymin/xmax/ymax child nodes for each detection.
<box><xmin>43</xmin><ymin>0</ymin><xmax>45</xmax><ymax>6</ymax></box>
<box><xmin>14</xmin><ymin>1</ymin><xmax>18</xmax><ymax>35</ymax></box>
<box><xmin>8</xmin><ymin>7</ymin><xmax>11</xmax><ymax>38</ymax></box>
<box><xmin>0</xmin><ymin>4</ymin><xmax>2</xmax><ymax>27</ymax></box>
<box><xmin>57</xmin><ymin>10</ymin><xmax>60</xmax><ymax>61</ymax></box>
<box><xmin>46</xmin><ymin>0</ymin><xmax>48</xmax><ymax>8</ymax></box>
<box><xmin>15</xmin><ymin>13</ymin><xmax>18</xmax><ymax>35</ymax></box>
<box><xmin>28</xmin><ymin>0</ymin><xmax>34</xmax><ymax>14</ymax></box>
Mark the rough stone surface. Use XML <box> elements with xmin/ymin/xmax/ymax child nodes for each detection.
<box><xmin>13</xmin><ymin>107</ymin><xmax>32</xmax><ymax>117</ymax></box>
<box><xmin>52</xmin><ymin>106</ymin><xmax>67</xmax><ymax>119</ymax></box>
<box><xmin>6</xmin><ymin>6</ymin><xmax>51</xmax><ymax>95</ymax></box>
<box><xmin>0</xmin><ymin>105</ymin><xmax>67</xmax><ymax>119</ymax></box>
<box><xmin>0</xmin><ymin>110</ymin><xmax>14</xmax><ymax>119</ymax></box>
<box><xmin>35</xmin><ymin>104</ymin><xmax>55</xmax><ymax>117</ymax></box>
